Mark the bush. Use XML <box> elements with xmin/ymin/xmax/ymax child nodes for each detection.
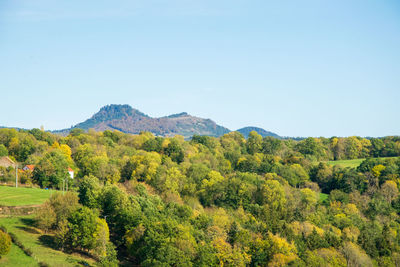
<box><xmin>0</xmin><ymin>229</ymin><xmax>12</xmax><ymax>256</ymax></box>
<box><xmin>35</xmin><ymin>202</ymin><xmax>56</xmax><ymax>232</ymax></box>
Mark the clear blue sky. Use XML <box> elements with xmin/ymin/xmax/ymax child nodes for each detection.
<box><xmin>1</xmin><ymin>0</ymin><xmax>399</xmax><ymax>137</ymax></box>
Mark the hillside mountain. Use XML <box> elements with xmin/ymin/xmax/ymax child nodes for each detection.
<box><xmin>56</xmin><ymin>104</ymin><xmax>230</xmax><ymax>139</ymax></box>
<box><xmin>236</xmin><ymin>126</ymin><xmax>280</xmax><ymax>139</ymax></box>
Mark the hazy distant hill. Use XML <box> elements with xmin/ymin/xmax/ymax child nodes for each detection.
<box><xmin>236</xmin><ymin>126</ymin><xmax>280</xmax><ymax>138</ymax></box>
<box><xmin>55</xmin><ymin>104</ymin><xmax>231</xmax><ymax>139</ymax></box>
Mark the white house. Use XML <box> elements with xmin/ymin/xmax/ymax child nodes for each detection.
<box><xmin>68</xmin><ymin>167</ymin><xmax>74</xmax><ymax>179</ymax></box>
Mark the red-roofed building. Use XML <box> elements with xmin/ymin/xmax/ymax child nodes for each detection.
<box><xmin>23</xmin><ymin>165</ymin><xmax>35</xmax><ymax>171</ymax></box>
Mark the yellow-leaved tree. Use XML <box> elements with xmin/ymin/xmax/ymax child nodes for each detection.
<box><xmin>267</xmin><ymin>232</ymin><xmax>298</xmax><ymax>267</ymax></box>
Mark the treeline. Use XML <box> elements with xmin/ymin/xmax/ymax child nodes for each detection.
<box><xmin>0</xmin><ymin>128</ymin><xmax>400</xmax><ymax>266</ymax></box>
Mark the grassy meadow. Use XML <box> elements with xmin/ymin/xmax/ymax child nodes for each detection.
<box><xmin>326</xmin><ymin>158</ymin><xmax>365</xmax><ymax>168</ymax></box>
<box><xmin>326</xmin><ymin>156</ymin><xmax>400</xmax><ymax>169</ymax></box>
<box><xmin>0</xmin><ymin>242</ymin><xmax>38</xmax><ymax>267</ymax></box>
<box><xmin>0</xmin><ymin>186</ymin><xmax>55</xmax><ymax>206</ymax></box>
<box><xmin>0</xmin><ymin>186</ymin><xmax>94</xmax><ymax>266</ymax></box>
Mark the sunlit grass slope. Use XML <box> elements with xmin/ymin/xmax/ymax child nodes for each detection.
<box><xmin>0</xmin><ymin>216</ymin><xmax>95</xmax><ymax>267</ymax></box>
<box><xmin>0</xmin><ymin>186</ymin><xmax>54</xmax><ymax>206</ymax></box>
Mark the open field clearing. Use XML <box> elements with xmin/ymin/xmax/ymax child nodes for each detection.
<box><xmin>0</xmin><ymin>186</ymin><xmax>55</xmax><ymax>206</ymax></box>
<box><xmin>326</xmin><ymin>158</ymin><xmax>365</xmax><ymax>168</ymax></box>
<box><xmin>326</xmin><ymin>157</ymin><xmax>400</xmax><ymax>168</ymax></box>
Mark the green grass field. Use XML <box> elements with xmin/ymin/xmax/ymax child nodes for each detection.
<box><xmin>0</xmin><ymin>243</ymin><xmax>38</xmax><ymax>267</ymax></box>
<box><xmin>326</xmin><ymin>158</ymin><xmax>365</xmax><ymax>168</ymax></box>
<box><xmin>0</xmin><ymin>186</ymin><xmax>95</xmax><ymax>266</ymax></box>
<box><xmin>326</xmin><ymin>157</ymin><xmax>400</xmax><ymax>169</ymax></box>
<box><xmin>0</xmin><ymin>186</ymin><xmax>55</xmax><ymax>206</ymax></box>
<box><xmin>0</xmin><ymin>216</ymin><xmax>95</xmax><ymax>267</ymax></box>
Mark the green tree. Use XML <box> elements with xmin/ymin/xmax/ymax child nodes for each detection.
<box><xmin>121</xmin><ymin>152</ymin><xmax>161</xmax><ymax>182</ymax></box>
<box><xmin>33</xmin><ymin>150</ymin><xmax>70</xmax><ymax>188</ymax></box>
<box><xmin>236</xmin><ymin>155</ymin><xmax>261</xmax><ymax>173</ymax></box>
<box><xmin>303</xmin><ymin>248</ymin><xmax>346</xmax><ymax>267</ymax></box>
<box><xmin>142</xmin><ymin>137</ymin><xmax>163</xmax><ymax>152</ymax></box>
<box><xmin>299</xmin><ymin>188</ymin><xmax>318</xmax><ymax>215</ymax></box>
<box><xmin>99</xmin><ymin>242</ymin><xmax>119</xmax><ymax>267</ymax></box>
<box><xmin>344</xmin><ymin>136</ymin><xmax>362</xmax><ymax>159</ymax></box>
<box><xmin>66</xmin><ymin>206</ymin><xmax>99</xmax><ymax>251</ymax></box>
<box><xmin>78</xmin><ymin>175</ymin><xmax>101</xmax><ymax>208</ymax></box>
<box><xmin>247</xmin><ymin>131</ymin><xmax>262</xmax><ymax>154</ymax></box>
<box><xmin>277</xmin><ymin>164</ymin><xmax>309</xmax><ymax>187</ymax></box>
<box><xmin>370</xmin><ymin>138</ymin><xmax>385</xmax><ymax>157</ymax></box>
<box><xmin>253</xmin><ymin>181</ymin><xmax>286</xmax><ymax>231</ymax></box>
<box><xmin>262</xmin><ymin>136</ymin><xmax>282</xmax><ymax>155</ymax></box>
<box><xmin>0</xmin><ymin>144</ymin><xmax>8</xmax><ymax>156</ymax></box>
<box><xmin>163</xmin><ymin>139</ymin><xmax>184</xmax><ymax>163</ymax></box>
<box><xmin>305</xmin><ymin>228</ymin><xmax>329</xmax><ymax>250</ymax></box>
<box><xmin>9</xmin><ymin>133</ymin><xmax>37</xmax><ymax>161</ymax></box>
<box><xmin>261</xmin><ymin>180</ymin><xmax>287</xmax><ymax>221</ymax></box>
<box><xmin>199</xmin><ymin>170</ymin><xmax>226</xmax><ymax>206</ymax></box>
<box><xmin>342</xmin><ymin>242</ymin><xmax>373</xmax><ymax>267</ymax></box>
<box><xmin>85</xmin><ymin>155</ymin><xmax>120</xmax><ymax>183</ymax></box>
<box><xmin>296</xmin><ymin>137</ymin><xmax>325</xmax><ymax>159</ymax></box>
<box><xmin>72</xmin><ymin>143</ymin><xmax>95</xmax><ymax>176</ymax></box>
<box><xmin>48</xmin><ymin>192</ymin><xmax>80</xmax><ymax>225</ymax></box>
<box><xmin>99</xmin><ymin>185</ymin><xmax>140</xmax><ymax>247</ymax></box>
<box><xmin>35</xmin><ymin>201</ymin><xmax>57</xmax><ymax>232</ymax></box>
<box><xmin>93</xmin><ymin>218</ymin><xmax>110</xmax><ymax>258</ymax></box>
<box><xmin>380</xmin><ymin>180</ymin><xmax>399</xmax><ymax>203</ymax></box>
<box><xmin>163</xmin><ymin>167</ymin><xmax>185</xmax><ymax>194</ymax></box>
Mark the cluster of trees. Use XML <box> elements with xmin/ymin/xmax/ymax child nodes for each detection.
<box><xmin>35</xmin><ymin>192</ymin><xmax>118</xmax><ymax>266</ymax></box>
<box><xmin>1</xmin><ymin>127</ymin><xmax>400</xmax><ymax>266</ymax></box>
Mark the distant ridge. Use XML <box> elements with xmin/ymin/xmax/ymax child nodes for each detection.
<box><xmin>236</xmin><ymin>126</ymin><xmax>280</xmax><ymax>139</ymax></box>
<box><xmin>2</xmin><ymin>105</ymin><xmax>282</xmax><ymax>139</ymax></box>
<box><xmin>55</xmin><ymin>104</ymin><xmax>231</xmax><ymax>139</ymax></box>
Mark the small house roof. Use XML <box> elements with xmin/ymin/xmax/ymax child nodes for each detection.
<box><xmin>0</xmin><ymin>156</ymin><xmax>15</xmax><ymax>168</ymax></box>
<box><xmin>24</xmin><ymin>165</ymin><xmax>35</xmax><ymax>171</ymax></box>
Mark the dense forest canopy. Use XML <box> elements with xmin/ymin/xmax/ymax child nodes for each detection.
<box><xmin>1</xmin><ymin>127</ymin><xmax>400</xmax><ymax>266</ymax></box>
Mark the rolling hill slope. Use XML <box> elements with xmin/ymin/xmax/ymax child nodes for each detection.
<box><xmin>55</xmin><ymin>104</ymin><xmax>231</xmax><ymax>139</ymax></box>
<box><xmin>236</xmin><ymin>126</ymin><xmax>280</xmax><ymax>138</ymax></box>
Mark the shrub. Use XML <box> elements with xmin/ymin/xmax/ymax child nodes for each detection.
<box><xmin>35</xmin><ymin>202</ymin><xmax>56</xmax><ymax>232</ymax></box>
<box><xmin>0</xmin><ymin>229</ymin><xmax>12</xmax><ymax>256</ymax></box>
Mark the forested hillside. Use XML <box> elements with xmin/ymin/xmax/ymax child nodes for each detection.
<box><xmin>236</xmin><ymin>126</ymin><xmax>280</xmax><ymax>139</ymax></box>
<box><xmin>1</xmin><ymin>127</ymin><xmax>400</xmax><ymax>266</ymax></box>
